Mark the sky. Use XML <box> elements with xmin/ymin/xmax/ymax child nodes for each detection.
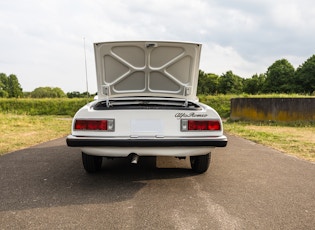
<box><xmin>1</xmin><ymin>0</ymin><xmax>315</xmax><ymax>93</ymax></box>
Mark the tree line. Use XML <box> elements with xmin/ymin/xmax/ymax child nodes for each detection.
<box><xmin>0</xmin><ymin>73</ymin><xmax>23</xmax><ymax>98</ymax></box>
<box><xmin>1</xmin><ymin>54</ymin><xmax>315</xmax><ymax>98</ymax></box>
<box><xmin>0</xmin><ymin>73</ymin><xmax>92</xmax><ymax>98</ymax></box>
<box><xmin>198</xmin><ymin>55</ymin><xmax>315</xmax><ymax>95</ymax></box>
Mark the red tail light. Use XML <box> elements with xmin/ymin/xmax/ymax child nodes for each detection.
<box><xmin>181</xmin><ymin>120</ymin><xmax>221</xmax><ymax>131</ymax></box>
<box><xmin>74</xmin><ymin>119</ymin><xmax>114</xmax><ymax>131</ymax></box>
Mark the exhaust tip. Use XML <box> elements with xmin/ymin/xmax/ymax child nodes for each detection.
<box><xmin>131</xmin><ymin>154</ymin><xmax>139</xmax><ymax>164</ymax></box>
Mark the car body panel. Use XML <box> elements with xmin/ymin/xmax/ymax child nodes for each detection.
<box><xmin>79</xmin><ymin>146</ymin><xmax>216</xmax><ymax>158</ymax></box>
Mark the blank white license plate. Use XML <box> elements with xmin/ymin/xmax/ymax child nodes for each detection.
<box><xmin>131</xmin><ymin>119</ymin><xmax>164</xmax><ymax>135</ymax></box>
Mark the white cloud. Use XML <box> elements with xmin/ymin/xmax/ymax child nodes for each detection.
<box><xmin>0</xmin><ymin>0</ymin><xmax>315</xmax><ymax>92</ymax></box>
<box><xmin>200</xmin><ymin>43</ymin><xmax>264</xmax><ymax>78</ymax></box>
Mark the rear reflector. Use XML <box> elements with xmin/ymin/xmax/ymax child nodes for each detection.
<box><xmin>181</xmin><ymin>120</ymin><xmax>221</xmax><ymax>131</ymax></box>
<box><xmin>74</xmin><ymin>119</ymin><xmax>114</xmax><ymax>131</ymax></box>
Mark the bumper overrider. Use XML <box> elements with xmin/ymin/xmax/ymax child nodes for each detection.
<box><xmin>66</xmin><ymin>135</ymin><xmax>228</xmax><ymax>148</ymax></box>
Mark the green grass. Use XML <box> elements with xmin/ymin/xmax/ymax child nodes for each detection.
<box><xmin>224</xmin><ymin>121</ymin><xmax>315</xmax><ymax>162</ymax></box>
<box><xmin>199</xmin><ymin>94</ymin><xmax>232</xmax><ymax>118</ymax></box>
<box><xmin>0</xmin><ymin>113</ymin><xmax>72</xmax><ymax>155</ymax></box>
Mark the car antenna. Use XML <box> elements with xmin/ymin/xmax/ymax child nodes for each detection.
<box><xmin>83</xmin><ymin>37</ymin><xmax>89</xmax><ymax>102</ymax></box>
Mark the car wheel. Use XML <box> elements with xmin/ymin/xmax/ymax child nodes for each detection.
<box><xmin>82</xmin><ymin>152</ymin><xmax>103</xmax><ymax>173</ymax></box>
<box><xmin>190</xmin><ymin>153</ymin><xmax>211</xmax><ymax>173</ymax></box>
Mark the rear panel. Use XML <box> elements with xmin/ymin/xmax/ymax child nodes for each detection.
<box><xmin>71</xmin><ymin>102</ymin><xmax>223</xmax><ymax>138</ymax></box>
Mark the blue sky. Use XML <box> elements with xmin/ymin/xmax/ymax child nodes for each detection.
<box><xmin>1</xmin><ymin>0</ymin><xmax>315</xmax><ymax>93</ymax></box>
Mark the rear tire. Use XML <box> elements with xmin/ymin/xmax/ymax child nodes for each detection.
<box><xmin>190</xmin><ymin>153</ymin><xmax>211</xmax><ymax>174</ymax></box>
<box><xmin>82</xmin><ymin>152</ymin><xmax>103</xmax><ymax>173</ymax></box>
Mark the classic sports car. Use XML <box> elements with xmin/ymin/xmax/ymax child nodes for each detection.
<box><xmin>66</xmin><ymin>41</ymin><xmax>227</xmax><ymax>173</ymax></box>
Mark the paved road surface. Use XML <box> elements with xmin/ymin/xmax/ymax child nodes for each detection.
<box><xmin>0</xmin><ymin>134</ymin><xmax>314</xmax><ymax>229</ymax></box>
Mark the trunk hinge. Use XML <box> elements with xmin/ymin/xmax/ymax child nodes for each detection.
<box><xmin>184</xmin><ymin>99</ymin><xmax>188</xmax><ymax>107</ymax></box>
<box><xmin>183</xmin><ymin>86</ymin><xmax>191</xmax><ymax>107</ymax></box>
<box><xmin>102</xmin><ymin>85</ymin><xmax>111</xmax><ymax>108</ymax></box>
<box><xmin>185</xmin><ymin>86</ymin><xmax>191</xmax><ymax>96</ymax></box>
<box><xmin>106</xmin><ymin>97</ymin><xmax>110</xmax><ymax>108</ymax></box>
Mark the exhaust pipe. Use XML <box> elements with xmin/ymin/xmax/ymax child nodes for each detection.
<box><xmin>131</xmin><ymin>154</ymin><xmax>139</xmax><ymax>164</ymax></box>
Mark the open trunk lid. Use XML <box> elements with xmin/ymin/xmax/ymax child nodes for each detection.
<box><xmin>94</xmin><ymin>41</ymin><xmax>201</xmax><ymax>100</ymax></box>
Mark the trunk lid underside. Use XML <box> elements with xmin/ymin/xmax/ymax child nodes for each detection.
<box><xmin>94</xmin><ymin>41</ymin><xmax>202</xmax><ymax>100</ymax></box>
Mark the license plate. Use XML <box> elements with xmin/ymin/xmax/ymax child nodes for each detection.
<box><xmin>131</xmin><ymin>119</ymin><xmax>164</xmax><ymax>135</ymax></box>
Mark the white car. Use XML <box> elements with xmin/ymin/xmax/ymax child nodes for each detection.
<box><xmin>66</xmin><ymin>41</ymin><xmax>227</xmax><ymax>173</ymax></box>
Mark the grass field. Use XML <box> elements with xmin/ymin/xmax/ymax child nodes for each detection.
<box><xmin>0</xmin><ymin>113</ymin><xmax>71</xmax><ymax>155</ymax></box>
<box><xmin>224</xmin><ymin>121</ymin><xmax>315</xmax><ymax>162</ymax></box>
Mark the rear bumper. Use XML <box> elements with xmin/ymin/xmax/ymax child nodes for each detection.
<box><xmin>66</xmin><ymin>135</ymin><xmax>227</xmax><ymax>148</ymax></box>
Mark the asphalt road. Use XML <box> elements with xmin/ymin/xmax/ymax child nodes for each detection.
<box><xmin>0</xmin><ymin>134</ymin><xmax>314</xmax><ymax>230</ymax></box>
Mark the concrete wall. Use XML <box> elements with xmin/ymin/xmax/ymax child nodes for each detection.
<box><xmin>230</xmin><ymin>98</ymin><xmax>315</xmax><ymax>122</ymax></box>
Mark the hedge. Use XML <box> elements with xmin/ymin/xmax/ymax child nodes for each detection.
<box><xmin>0</xmin><ymin>98</ymin><xmax>89</xmax><ymax>116</ymax></box>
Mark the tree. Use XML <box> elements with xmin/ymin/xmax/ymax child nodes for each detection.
<box><xmin>67</xmin><ymin>91</ymin><xmax>91</xmax><ymax>98</ymax></box>
<box><xmin>263</xmin><ymin>59</ymin><xmax>295</xmax><ymax>93</ymax></box>
<box><xmin>52</xmin><ymin>87</ymin><xmax>66</xmax><ymax>98</ymax></box>
<box><xmin>67</xmin><ymin>91</ymin><xmax>81</xmax><ymax>98</ymax></box>
<box><xmin>218</xmin><ymin>71</ymin><xmax>243</xmax><ymax>94</ymax></box>
<box><xmin>0</xmin><ymin>73</ymin><xmax>8</xmax><ymax>97</ymax></box>
<box><xmin>0</xmin><ymin>73</ymin><xmax>23</xmax><ymax>98</ymax></box>
<box><xmin>206</xmin><ymin>73</ymin><xmax>219</xmax><ymax>94</ymax></box>
<box><xmin>7</xmin><ymin>74</ymin><xmax>23</xmax><ymax>98</ymax></box>
<box><xmin>31</xmin><ymin>87</ymin><xmax>66</xmax><ymax>98</ymax></box>
<box><xmin>294</xmin><ymin>55</ymin><xmax>315</xmax><ymax>94</ymax></box>
<box><xmin>198</xmin><ymin>70</ymin><xmax>208</xmax><ymax>94</ymax></box>
<box><xmin>243</xmin><ymin>74</ymin><xmax>266</xmax><ymax>94</ymax></box>
<box><xmin>197</xmin><ymin>70</ymin><xmax>219</xmax><ymax>95</ymax></box>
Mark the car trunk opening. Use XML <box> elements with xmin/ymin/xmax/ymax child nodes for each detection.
<box><xmin>92</xmin><ymin>98</ymin><xmax>202</xmax><ymax>111</ymax></box>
